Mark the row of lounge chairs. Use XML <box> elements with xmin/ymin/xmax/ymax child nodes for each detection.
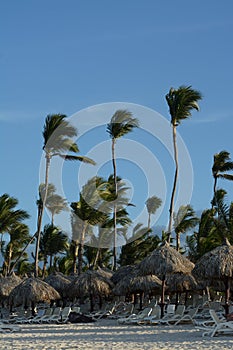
<box><xmin>2</xmin><ymin>306</ymin><xmax>72</xmax><ymax>325</ymax></box>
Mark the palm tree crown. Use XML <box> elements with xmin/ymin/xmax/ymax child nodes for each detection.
<box><xmin>166</xmin><ymin>85</ymin><xmax>202</xmax><ymax>125</ymax></box>
<box><xmin>212</xmin><ymin>150</ymin><xmax>233</xmax><ymax>194</ymax></box>
<box><xmin>107</xmin><ymin>110</ymin><xmax>139</xmax><ymax>139</ymax></box>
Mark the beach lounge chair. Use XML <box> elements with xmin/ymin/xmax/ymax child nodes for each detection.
<box><xmin>117</xmin><ymin>307</ymin><xmax>152</xmax><ymax>325</ymax></box>
<box><xmin>29</xmin><ymin>308</ymin><xmax>52</xmax><ymax>324</ymax></box>
<box><xmin>56</xmin><ymin>306</ymin><xmax>72</xmax><ymax>323</ymax></box>
<box><xmin>199</xmin><ymin>309</ymin><xmax>233</xmax><ymax>337</ymax></box>
<box><xmin>39</xmin><ymin>307</ymin><xmax>60</xmax><ymax>323</ymax></box>
<box><xmin>158</xmin><ymin>305</ymin><xmax>186</xmax><ymax>325</ymax></box>
<box><xmin>137</xmin><ymin>305</ymin><xmax>161</xmax><ymax>325</ymax></box>
<box><xmin>0</xmin><ymin>322</ymin><xmax>21</xmax><ymax>332</ymax></box>
<box><xmin>174</xmin><ymin>307</ymin><xmax>199</xmax><ymax>325</ymax></box>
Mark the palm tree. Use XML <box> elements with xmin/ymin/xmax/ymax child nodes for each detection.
<box><xmin>2</xmin><ymin>223</ymin><xmax>30</xmax><ymax>275</ymax></box>
<box><xmin>212</xmin><ymin>150</ymin><xmax>233</xmax><ymax>199</ymax></box>
<box><xmin>107</xmin><ymin>110</ymin><xmax>138</xmax><ymax>270</ymax></box>
<box><xmin>145</xmin><ymin>195</ymin><xmax>162</xmax><ymax>229</ymax></box>
<box><xmin>35</xmin><ymin>114</ymin><xmax>95</xmax><ymax>277</ymax></box>
<box><xmin>40</xmin><ymin>224</ymin><xmax>69</xmax><ymax>277</ymax></box>
<box><xmin>173</xmin><ymin>205</ymin><xmax>199</xmax><ymax>252</ymax></box>
<box><xmin>0</xmin><ymin>194</ymin><xmax>29</xmax><ymax>273</ymax></box>
<box><xmin>70</xmin><ymin>176</ymin><xmax>108</xmax><ymax>275</ymax></box>
<box><xmin>165</xmin><ymin>85</ymin><xmax>202</xmax><ymax>243</ymax></box>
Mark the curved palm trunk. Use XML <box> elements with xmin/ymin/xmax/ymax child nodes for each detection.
<box><xmin>71</xmin><ymin>240</ymin><xmax>78</xmax><ymax>274</ymax></box>
<box><xmin>147</xmin><ymin>213</ymin><xmax>151</xmax><ymax>230</ymax></box>
<box><xmin>34</xmin><ymin>154</ymin><xmax>51</xmax><ymax>277</ymax></box>
<box><xmin>176</xmin><ymin>231</ymin><xmax>180</xmax><ymax>252</ymax></box>
<box><xmin>168</xmin><ymin>125</ymin><xmax>178</xmax><ymax>244</ymax></box>
<box><xmin>212</xmin><ymin>175</ymin><xmax>218</xmax><ymax>209</ymax></box>
<box><xmin>112</xmin><ymin>138</ymin><xmax>118</xmax><ymax>271</ymax></box>
<box><xmin>77</xmin><ymin>221</ymin><xmax>88</xmax><ymax>275</ymax></box>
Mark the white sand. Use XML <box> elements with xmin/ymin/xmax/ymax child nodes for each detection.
<box><xmin>1</xmin><ymin>319</ymin><xmax>233</xmax><ymax>350</ymax></box>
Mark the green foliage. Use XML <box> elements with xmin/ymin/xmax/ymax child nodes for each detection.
<box><xmin>119</xmin><ymin>223</ymin><xmax>160</xmax><ymax>266</ymax></box>
<box><xmin>165</xmin><ymin>85</ymin><xmax>202</xmax><ymax>125</ymax></box>
<box><xmin>107</xmin><ymin>110</ymin><xmax>139</xmax><ymax>140</ymax></box>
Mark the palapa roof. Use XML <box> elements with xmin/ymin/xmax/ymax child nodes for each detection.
<box><xmin>112</xmin><ymin>266</ymin><xmax>162</xmax><ymax>296</ymax></box>
<box><xmin>68</xmin><ymin>270</ymin><xmax>114</xmax><ymax>299</ymax></box>
<box><xmin>0</xmin><ymin>273</ymin><xmax>22</xmax><ymax>300</ymax></box>
<box><xmin>139</xmin><ymin>242</ymin><xmax>194</xmax><ymax>277</ymax></box>
<box><xmin>166</xmin><ymin>273</ymin><xmax>198</xmax><ymax>292</ymax></box>
<box><xmin>193</xmin><ymin>238</ymin><xmax>233</xmax><ymax>280</ymax></box>
<box><xmin>8</xmin><ymin>277</ymin><xmax>61</xmax><ymax>307</ymax></box>
<box><xmin>111</xmin><ymin>265</ymin><xmax>137</xmax><ymax>284</ymax></box>
<box><xmin>45</xmin><ymin>272</ymin><xmax>71</xmax><ymax>297</ymax></box>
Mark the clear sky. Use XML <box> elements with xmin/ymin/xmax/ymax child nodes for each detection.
<box><xmin>1</xmin><ymin>1</ymin><xmax>233</xmax><ymax>242</ymax></box>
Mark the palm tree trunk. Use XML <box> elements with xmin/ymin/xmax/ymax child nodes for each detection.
<box><xmin>71</xmin><ymin>240</ymin><xmax>78</xmax><ymax>274</ymax></box>
<box><xmin>147</xmin><ymin>213</ymin><xmax>151</xmax><ymax>230</ymax></box>
<box><xmin>93</xmin><ymin>248</ymin><xmax>100</xmax><ymax>268</ymax></box>
<box><xmin>176</xmin><ymin>231</ymin><xmax>180</xmax><ymax>251</ymax></box>
<box><xmin>34</xmin><ymin>153</ymin><xmax>51</xmax><ymax>277</ymax></box>
<box><xmin>77</xmin><ymin>221</ymin><xmax>88</xmax><ymax>275</ymax></box>
<box><xmin>168</xmin><ymin>125</ymin><xmax>178</xmax><ymax>244</ymax></box>
<box><xmin>212</xmin><ymin>176</ymin><xmax>218</xmax><ymax>209</ymax></box>
<box><xmin>112</xmin><ymin>138</ymin><xmax>118</xmax><ymax>271</ymax></box>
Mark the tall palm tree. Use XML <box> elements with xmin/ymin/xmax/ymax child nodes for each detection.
<box><xmin>145</xmin><ymin>195</ymin><xmax>162</xmax><ymax>229</ymax></box>
<box><xmin>0</xmin><ymin>194</ymin><xmax>29</xmax><ymax>272</ymax></box>
<box><xmin>173</xmin><ymin>205</ymin><xmax>199</xmax><ymax>252</ymax></box>
<box><xmin>70</xmin><ymin>176</ymin><xmax>108</xmax><ymax>275</ymax></box>
<box><xmin>107</xmin><ymin>110</ymin><xmax>139</xmax><ymax>270</ymax></box>
<box><xmin>165</xmin><ymin>85</ymin><xmax>202</xmax><ymax>243</ymax></box>
<box><xmin>35</xmin><ymin>114</ymin><xmax>95</xmax><ymax>277</ymax></box>
<box><xmin>212</xmin><ymin>150</ymin><xmax>233</xmax><ymax>198</ymax></box>
<box><xmin>40</xmin><ymin>224</ymin><xmax>69</xmax><ymax>277</ymax></box>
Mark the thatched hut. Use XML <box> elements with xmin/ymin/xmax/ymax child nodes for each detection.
<box><xmin>0</xmin><ymin>273</ymin><xmax>22</xmax><ymax>305</ymax></box>
<box><xmin>193</xmin><ymin>238</ymin><xmax>233</xmax><ymax>315</ymax></box>
<box><xmin>111</xmin><ymin>265</ymin><xmax>137</xmax><ymax>285</ymax></box>
<box><xmin>139</xmin><ymin>242</ymin><xmax>194</xmax><ymax>317</ymax></box>
<box><xmin>45</xmin><ymin>272</ymin><xmax>71</xmax><ymax>300</ymax></box>
<box><xmin>68</xmin><ymin>270</ymin><xmax>114</xmax><ymax>312</ymax></box>
<box><xmin>8</xmin><ymin>277</ymin><xmax>61</xmax><ymax>315</ymax></box>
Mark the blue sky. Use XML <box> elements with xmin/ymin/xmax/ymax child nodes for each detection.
<box><xmin>1</xmin><ymin>1</ymin><xmax>233</xmax><ymax>242</ymax></box>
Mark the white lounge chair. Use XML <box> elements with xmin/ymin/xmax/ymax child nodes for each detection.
<box><xmin>137</xmin><ymin>305</ymin><xmax>161</xmax><ymax>325</ymax></box>
<box><xmin>173</xmin><ymin>307</ymin><xmax>199</xmax><ymax>325</ymax></box>
<box><xmin>200</xmin><ymin>309</ymin><xmax>233</xmax><ymax>337</ymax></box>
<box><xmin>117</xmin><ymin>307</ymin><xmax>152</xmax><ymax>325</ymax></box>
<box><xmin>158</xmin><ymin>305</ymin><xmax>185</xmax><ymax>325</ymax></box>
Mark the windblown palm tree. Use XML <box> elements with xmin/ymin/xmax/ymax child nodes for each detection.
<box><xmin>35</xmin><ymin>114</ymin><xmax>95</xmax><ymax>277</ymax></box>
<box><xmin>107</xmin><ymin>110</ymin><xmax>138</xmax><ymax>270</ymax></box>
<box><xmin>70</xmin><ymin>176</ymin><xmax>108</xmax><ymax>275</ymax></box>
<box><xmin>0</xmin><ymin>194</ymin><xmax>29</xmax><ymax>274</ymax></box>
<box><xmin>165</xmin><ymin>86</ymin><xmax>202</xmax><ymax>243</ymax></box>
<box><xmin>145</xmin><ymin>195</ymin><xmax>162</xmax><ymax>229</ymax></box>
<box><xmin>212</xmin><ymin>150</ymin><xmax>233</xmax><ymax>198</ymax></box>
<box><xmin>173</xmin><ymin>205</ymin><xmax>199</xmax><ymax>252</ymax></box>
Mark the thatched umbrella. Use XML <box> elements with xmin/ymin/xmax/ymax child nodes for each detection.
<box><xmin>8</xmin><ymin>277</ymin><xmax>61</xmax><ymax>315</ymax></box>
<box><xmin>45</xmin><ymin>272</ymin><xmax>71</xmax><ymax>300</ymax></box>
<box><xmin>139</xmin><ymin>242</ymin><xmax>194</xmax><ymax>317</ymax></box>
<box><xmin>68</xmin><ymin>270</ymin><xmax>114</xmax><ymax>312</ymax></box>
<box><xmin>193</xmin><ymin>238</ymin><xmax>233</xmax><ymax>315</ymax></box>
<box><xmin>0</xmin><ymin>273</ymin><xmax>22</xmax><ymax>305</ymax></box>
<box><xmin>166</xmin><ymin>272</ymin><xmax>199</xmax><ymax>305</ymax></box>
<box><xmin>111</xmin><ymin>265</ymin><xmax>137</xmax><ymax>285</ymax></box>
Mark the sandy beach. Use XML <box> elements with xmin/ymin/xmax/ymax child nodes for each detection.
<box><xmin>1</xmin><ymin>319</ymin><xmax>233</xmax><ymax>350</ymax></box>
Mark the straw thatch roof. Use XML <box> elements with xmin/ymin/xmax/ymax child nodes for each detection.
<box><xmin>129</xmin><ymin>274</ymin><xmax>162</xmax><ymax>294</ymax></box>
<box><xmin>68</xmin><ymin>270</ymin><xmax>114</xmax><ymax>299</ymax></box>
<box><xmin>0</xmin><ymin>274</ymin><xmax>22</xmax><ymax>301</ymax></box>
<box><xmin>8</xmin><ymin>277</ymin><xmax>61</xmax><ymax>307</ymax></box>
<box><xmin>139</xmin><ymin>242</ymin><xmax>194</xmax><ymax>277</ymax></box>
<box><xmin>193</xmin><ymin>238</ymin><xmax>233</xmax><ymax>280</ymax></box>
<box><xmin>45</xmin><ymin>272</ymin><xmax>71</xmax><ymax>298</ymax></box>
<box><xmin>166</xmin><ymin>273</ymin><xmax>198</xmax><ymax>293</ymax></box>
<box><xmin>111</xmin><ymin>265</ymin><xmax>137</xmax><ymax>285</ymax></box>
<box><xmin>112</xmin><ymin>265</ymin><xmax>162</xmax><ymax>296</ymax></box>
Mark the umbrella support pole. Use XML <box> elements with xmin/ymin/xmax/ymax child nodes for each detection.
<box><xmin>160</xmin><ymin>276</ymin><xmax>166</xmax><ymax>318</ymax></box>
<box><xmin>224</xmin><ymin>277</ymin><xmax>230</xmax><ymax>316</ymax></box>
